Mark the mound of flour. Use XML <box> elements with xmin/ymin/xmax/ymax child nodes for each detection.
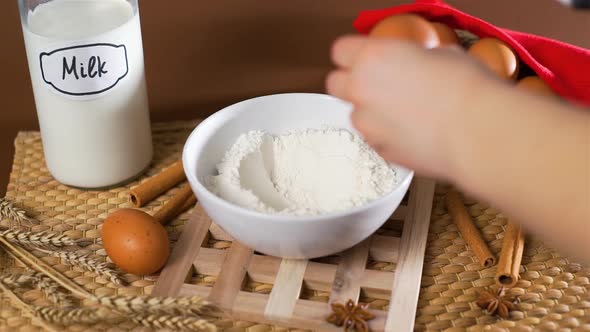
<box><xmin>206</xmin><ymin>128</ymin><xmax>397</xmax><ymax>216</ymax></box>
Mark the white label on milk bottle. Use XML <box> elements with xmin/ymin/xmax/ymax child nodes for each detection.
<box><xmin>39</xmin><ymin>43</ymin><xmax>129</xmax><ymax>99</ymax></box>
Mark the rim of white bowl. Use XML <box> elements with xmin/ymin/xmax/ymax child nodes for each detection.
<box><xmin>182</xmin><ymin>92</ymin><xmax>415</xmax><ymax>223</ymax></box>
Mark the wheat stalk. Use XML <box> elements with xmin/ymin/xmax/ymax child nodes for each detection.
<box><xmin>35</xmin><ymin>273</ymin><xmax>75</xmax><ymax>307</ymax></box>
<box><xmin>0</xmin><ymin>239</ymin><xmax>92</xmax><ymax>299</ymax></box>
<box><xmin>0</xmin><ymin>197</ymin><xmax>37</xmax><ymax>226</ymax></box>
<box><xmin>33</xmin><ymin>306</ymin><xmax>107</xmax><ymax>325</ymax></box>
<box><xmin>132</xmin><ymin>314</ymin><xmax>217</xmax><ymax>332</ymax></box>
<box><xmin>1</xmin><ymin>272</ymin><xmax>74</xmax><ymax>307</ymax></box>
<box><xmin>1</xmin><ymin>242</ymin><xmax>220</xmax><ymax>331</ymax></box>
<box><xmin>0</xmin><ymin>229</ymin><xmax>91</xmax><ymax>248</ymax></box>
<box><xmin>0</xmin><ymin>272</ymin><xmax>35</xmax><ymax>286</ymax></box>
<box><xmin>0</xmin><ymin>279</ymin><xmax>60</xmax><ymax>332</ymax></box>
<box><xmin>94</xmin><ymin>294</ymin><xmax>216</xmax><ymax>317</ymax></box>
<box><xmin>40</xmin><ymin>250</ymin><xmax>125</xmax><ymax>286</ymax></box>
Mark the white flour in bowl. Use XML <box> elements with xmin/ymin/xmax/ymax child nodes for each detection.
<box><xmin>206</xmin><ymin>128</ymin><xmax>397</xmax><ymax>216</ymax></box>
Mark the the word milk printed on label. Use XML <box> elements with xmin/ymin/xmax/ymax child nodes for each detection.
<box><xmin>40</xmin><ymin>43</ymin><xmax>129</xmax><ymax>98</ymax></box>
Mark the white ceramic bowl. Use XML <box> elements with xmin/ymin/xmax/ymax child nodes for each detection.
<box><xmin>182</xmin><ymin>93</ymin><xmax>413</xmax><ymax>259</ymax></box>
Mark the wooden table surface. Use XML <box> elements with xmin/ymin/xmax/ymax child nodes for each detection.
<box><xmin>1</xmin><ymin>0</ymin><xmax>589</xmax><ymax>195</ymax></box>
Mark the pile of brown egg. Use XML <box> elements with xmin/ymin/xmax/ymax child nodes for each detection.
<box><xmin>369</xmin><ymin>14</ymin><xmax>555</xmax><ymax>96</ymax></box>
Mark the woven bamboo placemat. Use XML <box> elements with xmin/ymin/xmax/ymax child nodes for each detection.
<box><xmin>0</xmin><ymin>120</ymin><xmax>588</xmax><ymax>331</ymax></box>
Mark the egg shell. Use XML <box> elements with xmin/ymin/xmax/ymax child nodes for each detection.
<box><xmin>468</xmin><ymin>38</ymin><xmax>519</xmax><ymax>80</ymax></box>
<box><xmin>102</xmin><ymin>208</ymin><xmax>170</xmax><ymax>275</ymax></box>
<box><xmin>431</xmin><ymin>22</ymin><xmax>459</xmax><ymax>46</ymax></box>
<box><xmin>516</xmin><ymin>76</ymin><xmax>555</xmax><ymax>96</ymax></box>
<box><xmin>370</xmin><ymin>14</ymin><xmax>440</xmax><ymax>49</ymax></box>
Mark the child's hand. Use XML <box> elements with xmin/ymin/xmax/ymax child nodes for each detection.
<box><xmin>326</xmin><ymin>35</ymin><xmax>500</xmax><ymax>179</ymax></box>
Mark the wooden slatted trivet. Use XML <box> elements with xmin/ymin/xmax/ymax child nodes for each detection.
<box><xmin>152</xmin><ymin>177</ymin><xmax>435</xmax><ymax>331</ymax></box>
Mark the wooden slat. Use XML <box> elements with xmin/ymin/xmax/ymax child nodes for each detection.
<box><xmin>264</xmin><ymin>259</ymin><xmax>308</xmax><ymax>320</ymax></box>
<box><xmin>385</xmin><ymin>178</ymin><xmax>435</xmax><ymax>332</ymax></box>
<box><xmin>207</xmin><ymin>241</ymin><xmax>253</xmax><ymax>310</ymax></box>
<box><xmin>209</xmin><ymin>222</ymin><xmax>233</xmax><ymax>241</ymax></box>
<box><xmin>370</xmin><ymin>235</ymin><xmax>400</xmax><ymax>262</ymax></box>
<box><xmin>193</xmin><ymin>248</ymin><xmax>395</xmax><ymax>299</ymax></box>
<box><xmin>179</xmin><ymin>284</ymin><xmax>388</xmax><ymax>331</ymax></box>
<box><xmin>152</xmin><ymin>204</ymin><xmax>211</xmax><ymax>296</ymax></box>
<box><xmin>329</xmin><ymin>238</ymin><xmax>371</xmax><ymax>304</ymax></box>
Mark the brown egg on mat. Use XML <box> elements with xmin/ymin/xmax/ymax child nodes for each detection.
<box><xmin>431</xmin><ymin>22</ymin><xmax>459</xmax><ymax>46</ymax></box>
<box><xmin>370</xmin><ymin>14</ymin><xmax>440</xmax><ymax>49</ymax></box>
<box><xmin>102</xmin><ymin>208</ymin><xmax>170</xmax><ymax>275</ymax></box>
<box><xmin>468</xmin><ymin>38</ymin><xmax>519</xmax><ymax>80</ymax></box>
<box><xmin>516</xmin><ymin>76</ymin><xmax>555</xmax><ymax>96</ymax></box>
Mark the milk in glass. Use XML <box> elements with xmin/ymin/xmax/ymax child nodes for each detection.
<box><xmin>19</xmin><ymin>0</ymin><xmax>152</xmax><ymax>188</ymax></box>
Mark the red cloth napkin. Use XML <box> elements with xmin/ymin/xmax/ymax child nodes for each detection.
<box><xmin>353</xmin><ymin>0</ymin><xmax>590</xmax><ymax>106</ymax></box>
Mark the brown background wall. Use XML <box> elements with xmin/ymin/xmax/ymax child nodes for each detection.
<box><xmin>1</xmin><ymin>0</ymin><xmax>588</xmax><ymax>195</ymax></box>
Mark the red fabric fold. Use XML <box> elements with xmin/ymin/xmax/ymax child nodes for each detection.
<box><xmin>353</xmin><ymin>1</ymin><xmax>590</xmax><ymax>106</ymax></box>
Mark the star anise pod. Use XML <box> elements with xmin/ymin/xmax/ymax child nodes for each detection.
<box><xmin>476</xmin><ymin>286</ymin><xmax>518</xmax><ymax>319</ymax></box>
<box><xmin>326</xmin><ymin>299</ymin><xmax>375</xmax><ymax>332</ymax></box>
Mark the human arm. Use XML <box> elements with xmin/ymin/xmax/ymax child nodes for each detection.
<box><xmin>326</xmin><ymin>35</ymin><xmax>590</xmax><ymax>263</ymax></box>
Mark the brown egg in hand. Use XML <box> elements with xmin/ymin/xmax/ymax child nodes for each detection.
<box><xmin>370</xmin><ymin>14</ymin><xmax>440</xmax><ymax>49</ymax></box>
<box><xmin>516</xmin><ymin>76</ymin><xmax>555</xmax><ymax>96</ymax></box>
<box><xmin>468</xmin><ymin>38</ymin><xmax>519</xmax><ymax>80</ymax></box>
<box><xmin>431</xmin><ymin>22</ymin><xmax>459</xmax><ymax>46</ymax></box>
<box><xmin>102</xmin><ymin>208</ymin><xmax>170</xmax><ymax>275</ymax></box>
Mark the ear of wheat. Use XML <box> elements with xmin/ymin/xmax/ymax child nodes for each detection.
<box><xmin>0</xmin><ymin>229</ymin><xmax>91</xmax><ymax>248</ymax></box>
<box><xmin>39</xmin><ymin>250</ymin><xmax>125</xmax><ymax>286</ymax></box>
<box><xmin>0</xmin><ymin>278</ymin><xmax>60</xmax><ymax>332</ymax></box>
<box><xmin>1</xmin><ymin>272</ymin><xmax>74</xmax><ymax>307</ymax></box>
<box><xmin>1</xmin><ymin>238</ymin><xmax>221</xmax><ymax>330</ymax></box>
<box><xmin>94</xmin><ymin>294</ymin><xmax>217</xmax><ymax>317</ymax></box>
<box><xmin>34</xmin><ymin>306</ymin><xmax>107</xmax><ymax>325</ymax></box>
<box><xmin>132</xmin><ymin>314</ymin><xmax>217</xmax><ymax>332</ymax></box>
<box><xmin>0</xmin><ymin>198</ymin><xmax>37</xmax><ymax>226</ymax></box>
<box><xmin>0</xmin><ymin>238</ymin><xmax>93</xmax><ymax>299</ymax></box>
<box><xmin>34</xmin><ymin>273</ymin><xmax>75</xmax><ymax>307</ymax></box>
<box><xmin>0</xmin><ymin>272</ymin><xmax>35</xmax><ymax>287</ymax></box>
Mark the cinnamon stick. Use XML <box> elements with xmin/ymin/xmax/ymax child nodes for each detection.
<box><xmin>445</xmin><ymin>189</ymin><xmax>496</xmax><ymax>268</ymax></box>
<box><xmin>180</xmin><ymin>192</ymin><xmax>198</xmax><ymax>212</ymax></box>
<box><xmin>496</xmin><ymin>221</ymin><xmax>525</xmax><ymax>287</ymax></box>
<box><xmin>153</xmin><ymin>184</ymin><xmax>196</xmax><ymax>225</ymax></box>
<box><xmin>130</xmin><ymin>160</ymin><xmax>186</xmax><ymax>207</ymax></box>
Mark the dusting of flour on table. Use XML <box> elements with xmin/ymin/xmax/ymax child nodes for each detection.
<box><xmin>207</xmin><ymin>128</ymin><xmax>397</xmax><ymax>216</ymax></box>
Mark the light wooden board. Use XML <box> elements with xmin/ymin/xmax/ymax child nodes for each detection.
<box><xmin>329</xmin><ymin>238</ymin><xmax>371</xmax><ymax>304</ymax></box>
<box><xmin>264</xmin><ymin>259</ymin><xmax>308</xmax><ymax>320</ymax></box>
<box><xmin>207</xmin><ymin>241</ymin><xmax>253</xmax><ymax>310</ymax></box>
<box><xmin>152</xmin><ymin>203</ymin><xmax>211</xmax><ymax>296</ymax></box>
<box><xmin>385</xmin><ymin>178</ymin><xmax>435</xmax><ymax>332</ymax></box>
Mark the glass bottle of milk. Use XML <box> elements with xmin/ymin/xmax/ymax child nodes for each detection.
<box><xmin>18</xmin><ymin>0</ymin><xmax>153</xmax><ymax>188</ymax></box>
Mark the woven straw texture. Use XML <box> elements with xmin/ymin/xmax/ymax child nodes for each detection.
<box><xmin>0</xmin><ymin>120</ymin><xmax>588</xmax><ymax>331</ymax></box>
